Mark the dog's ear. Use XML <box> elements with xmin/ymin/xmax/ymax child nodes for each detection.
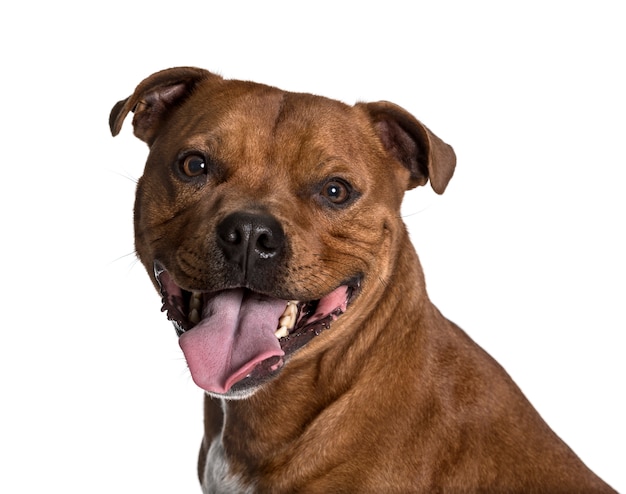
<box><xmin>359</xmin><ymin>101</ymin><xmax>456</xmax><ymax>194</ymax></box>
<box><xmin>109</xmin><ymin>66</ymin><xmax>217</xmax><ymax>145</ymax></box>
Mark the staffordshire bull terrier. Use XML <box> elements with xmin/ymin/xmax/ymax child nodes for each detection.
<box><xmin>110</xmin><ymin>67</ymin><xmax>615</xmax><ymax>493</ymax></box>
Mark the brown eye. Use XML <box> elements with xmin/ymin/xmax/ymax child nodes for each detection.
<box><xmin>321</xmin><ymin>179</ymin><xmax>351</xmax><ymax>205</ymax></box>
<box><xmin>181</xmin><ymin>155</ymin><xmax>206</xmax><ymax>177</ymax></box>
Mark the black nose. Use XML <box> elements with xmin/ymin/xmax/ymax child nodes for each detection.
<box><xmin>216</xmin><ymin>211</ymin><xmax>285</xmax><ymax>278</ymax></box>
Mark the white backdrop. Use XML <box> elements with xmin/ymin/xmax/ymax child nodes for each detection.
<box><xmin>1</xmin><ymin>1</ymin><xmax>624</xmax><ymax>492</ymax></box>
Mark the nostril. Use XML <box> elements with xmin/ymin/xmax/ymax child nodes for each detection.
<box><xmin>223</xmin><ymin>229</ymin><xmax>242</xmax><ymax>246</ymax></box>
<box><xmin>217</xmin><ymin>212</ymin><xmax>285</xmax><ymax>270</ymax></box>
<box><xmin>256</xmin><ymin>231</ymin><xmax>279</xmax><ymax>258</ymax></box>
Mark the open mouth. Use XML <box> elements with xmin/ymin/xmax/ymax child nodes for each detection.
<box><xmin>154</xmin><ymin>262</ymin><xmax>360</xmax><ymax>395</ymax></box>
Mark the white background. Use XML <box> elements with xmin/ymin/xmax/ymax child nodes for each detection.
<box><xmin>1</xmin><ymin>1</ymin><xmax>624</xmax><ymax>492</ymax></box>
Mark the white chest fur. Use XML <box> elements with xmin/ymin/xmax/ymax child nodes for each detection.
<box><xmin>202</xmin><ymin>437</ymin><xmax>256</xmax><ymax>494</ymax></box>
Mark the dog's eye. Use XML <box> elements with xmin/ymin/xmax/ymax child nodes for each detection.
<box><xmin>320</xmin><ymin>179</ymin><xmax>352</xmax><ymax>205</ymax></box>
<box><xmin>181</xmin><ymin>155</ymin><xmax>206</xmax><ymax>177</ymax></box>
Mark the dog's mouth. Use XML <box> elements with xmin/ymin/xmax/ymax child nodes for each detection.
<box><xmin>154</xmin><ymin>262</ymin><xmax>360</xmax><ymax>396</ymax></box>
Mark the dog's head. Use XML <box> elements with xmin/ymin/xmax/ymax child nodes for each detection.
<box><xmin>110</xmin><ymin>67</ymin><xmax>455</xmax><ymax>399</ymax></box>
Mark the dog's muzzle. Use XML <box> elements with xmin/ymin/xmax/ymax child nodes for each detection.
<box><xmin>154</xmin><ymin>211</ymin><xmax>362</xmax><ymax>397</ymax></box>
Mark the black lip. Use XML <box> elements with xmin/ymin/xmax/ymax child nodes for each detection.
<box><xmin>154</xmin><ymin>261</ymin><xmax>189</xmax><ymax>336</ymax></box>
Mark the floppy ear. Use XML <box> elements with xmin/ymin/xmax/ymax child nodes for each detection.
<box><xmin>109</xmin><ymin>66</ymin><xmax>217</xmax><ymax>145</ymax></box>
<box><xmin>359</xmin><ymin>101</ymin><xmax>456</xmax><ymax>194</ymax></box>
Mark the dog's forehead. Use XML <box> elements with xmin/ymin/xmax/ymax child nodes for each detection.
<box><xmin>187</xmin><ymin>81</ymin><xmax>369</xmax><ymax>143</ymax></box>
<box><xmin>174</xmin><ymin>81</ymin><xmax>379</xmax><ymax>173</ymax></box>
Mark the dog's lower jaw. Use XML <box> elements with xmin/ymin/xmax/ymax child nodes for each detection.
<box><xmin>207</xmin><ymin>384</ymin><xmax>262</xmax><ymax>401</ymax></box>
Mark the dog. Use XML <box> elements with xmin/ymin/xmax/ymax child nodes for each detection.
<box><xmin>110</xmin><ymin>67</ymin><xmax>615</xmax><ymax>493</ymax></box>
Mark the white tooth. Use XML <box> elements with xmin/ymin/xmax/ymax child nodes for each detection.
<box><xmin>278</xmin><ymin>313</ymin><xmax>291</xmax><ymax>328</ymax></box>
<box><xmin>274</xmin><ymin>326</ymin><xmax>289</xmax><ymax>339</ymax></box>
<box><xmin>278</xmin><ymin>301</ymin><xmax>299</xmax><ymax>330</ymax></box>
<box><xmin>189</xmin><ymin>308</ymin><xmax>200</xmax><ymax>324</ymax></box>
<box><xmin>190</xmin><ymin>292</ymin><xmax>202</xmax><ymax>311</ymax></box>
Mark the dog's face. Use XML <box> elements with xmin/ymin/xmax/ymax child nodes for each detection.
<box><xmin>110</xmin><ymin>68</ymin><xmax>455</xmax><ymax>399</ymax></box>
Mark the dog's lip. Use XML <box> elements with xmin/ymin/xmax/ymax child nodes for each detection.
<box><xmin>153</xmin><ymin>260</ymin><xmax>361</xmax><ymax>337</ymax></box>
<box><xmin>153</xmin><ymin>260</ymin><xmax>361</xmax><ymax>394</ymax></box>
<box><xmin>276</xmin><ymin>278</ymin><xmax>361</xmax><ymax>356</ymax></box>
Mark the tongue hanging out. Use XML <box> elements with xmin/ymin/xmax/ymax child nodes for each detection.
<box><xmin>155</xmin><ymin>263</ymin><xmax>360</xmax><ymax>395</ymax></box>
<box><xmin>179</xmin><ymin>289</ymin><xmax>287</xmax><ymax>394</ymax></box>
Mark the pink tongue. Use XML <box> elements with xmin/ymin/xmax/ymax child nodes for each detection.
<box><xmin>179</xmin><ymin>289</ymin><xmax>286</xmax><ymax>394</ymax></box>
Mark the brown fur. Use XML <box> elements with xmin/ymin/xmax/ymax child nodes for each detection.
<box><xmin>111</xmin><ymin>67</ymin><xmax>615</xmax><ymax>493</ymax></box>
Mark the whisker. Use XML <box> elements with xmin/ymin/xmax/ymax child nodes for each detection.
<box><xmin>400</xmin><ymin>205</ymin><xmax>430</xmax><ymax>219</ymax></box>
<box><xmin>107</xmin><ymin>168</ymin><xmax>139</xmax><ymax>185</ymax></box>
<box><xmin>109</xmin><ymin>250</ymin><xmax>138</xmax><ymax>264</ymax></box>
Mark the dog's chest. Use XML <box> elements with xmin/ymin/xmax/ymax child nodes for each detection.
<box><xmin>202</xmin><ymin>438</ymin><xmax>256</xmax><ymax>494</ymax></box>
